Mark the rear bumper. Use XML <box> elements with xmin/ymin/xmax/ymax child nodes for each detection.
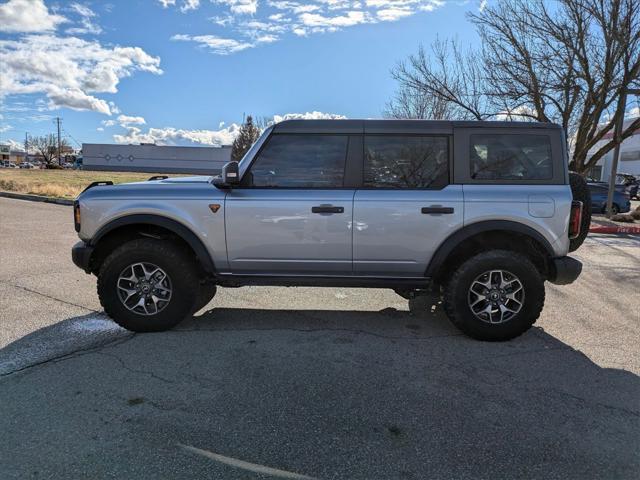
<box><xmin>72</xmin><ymin>241</ymin><xmax>93</xmax><ymax>274</ymax></box>
<box><xmin>549</xmin><ymin>256</ymin><xmax>582</xmax><ymax>285</ymax></box>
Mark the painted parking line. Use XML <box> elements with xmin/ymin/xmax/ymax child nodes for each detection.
<box><xmin>178</xmin><ymin>443</ymin><xmax>318</xmax><ymax>480</ymax></box>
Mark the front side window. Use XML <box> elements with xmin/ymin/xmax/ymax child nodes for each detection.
<box><xmin>247</xmin><ymin>134</ymin><xmax>348</xmax><ymax>188</ymax></box>
<box><xmin>364</xmin><ymin>136</ymin><xmax>449</xmax><ymax>189</ymax></box>
<box><xmin>470</xmin><ymin>134</ymin><xmax>552</xmax><ymax>181</ymax></box>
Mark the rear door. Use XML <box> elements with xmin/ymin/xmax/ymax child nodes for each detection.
<box><xmin>225</xmin><ymin>133</ymin><xmax>357</xmax><ymax>275</ymax></box>
<box><xmin>454</xmin><ymin>127</ymin><xmax>571</xmax><ymax>254</ymax></box>
<box><xmin>353</xmin><ymin>130</ymin><xmax>464</xmax><ymax>277</ymax></box>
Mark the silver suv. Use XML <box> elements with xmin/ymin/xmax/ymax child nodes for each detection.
<box><xmin>72</xmin><ymin>120</ymin><xmax>588</xmax><ymax>341</ymax></box>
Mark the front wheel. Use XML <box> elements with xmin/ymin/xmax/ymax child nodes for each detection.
<box><xmin>443</xmin><ymin>250</ymin><xmax>545</xmax><ymax>341</ymax></box>
<box><xmin>97</xmin><ymin>238</ymin><xmax>200</xmax><ymax>332</ymax></box>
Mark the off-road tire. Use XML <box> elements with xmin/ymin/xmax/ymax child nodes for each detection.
<box><xmin>443</xmin><ymin>250</ymin><xmax>545</xmax><ymax>341</ymax></box>
<box><xmin>568</xmin><ymin>171</ymin><xmax>591</xmax><ymax>252</ymax></box>
<box><xmin>98</xmin><ymin>238</ymin><xmax>199</xmax><ymax>332</ymax></box>
<box><xmin>193</xmin><ymin>283</ymin><xmax>217</xmax><ymax>313</ymax></box>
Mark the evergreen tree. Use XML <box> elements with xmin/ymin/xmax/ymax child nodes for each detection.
<box><xmin>231</xmin><ymin>115</ymin><xmax>261</xmax><ymax>162</ymax></box>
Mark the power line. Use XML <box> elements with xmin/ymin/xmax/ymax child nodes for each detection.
<box><xmin>62</xmin><ymin>127</ymin><xmax>82</xmax><ymax>149</ymax></box>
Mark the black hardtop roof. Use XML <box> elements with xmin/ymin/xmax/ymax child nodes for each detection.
<box><xmin>272</xmin><ymin>119</ymin><xmax>562</xmax><ymax>134</ymax></box>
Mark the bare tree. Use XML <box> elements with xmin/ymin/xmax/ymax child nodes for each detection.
<box><xmin>28</xmin><ymin>134</ymin><xmax>71</xmax><ymax>166</ymax></box>
<box><xmin>389</xmin><ymin>0</ymin><xmax>640</xmax><ymax>173</ymax></box>
<box><xmin>390</xmin><ymin>38</ymin><xmax>493</xmax><ymax>121</ymax></box>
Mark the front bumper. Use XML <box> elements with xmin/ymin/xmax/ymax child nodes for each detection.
<box><xmin>549</xmin><ymin>256</ymin><xmax>582</xmax><ymax>285</ymax></box>
<box><xmin>72</xmin><ymin>241</ymin><xmax>94</xmax><ymax>274</ymax></box>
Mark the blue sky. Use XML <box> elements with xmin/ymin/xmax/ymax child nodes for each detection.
<box><xmin>0</xmin><ymin>0</ymin><xmax>484</xmax><ymax>149</ymax></box>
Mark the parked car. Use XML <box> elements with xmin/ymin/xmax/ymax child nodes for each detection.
<box><xmin>588</xmin><ymin>182</ymin><xmax>631</xmax><ymax>215</ymax></box>
<box><xmin>616</xmin><ymin>173</ymin><xmax>639</xmax><ymax>200</ymax></box>
<box><xmin>72</xmin><ymin>120</ymin><xmax>589</xmax><ymax>341</ymax></box>
<box><xmin>19</xmin><ymin>162</ymin><xmax>35</xmax><ymax>169</ymax></box>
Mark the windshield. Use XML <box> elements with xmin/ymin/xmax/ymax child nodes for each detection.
<box><xmin>238</xmin><ymin>125</ymin><xmax>274</xmax><ymax>178</ymax></box>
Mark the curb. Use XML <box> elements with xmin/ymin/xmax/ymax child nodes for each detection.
<box><xmin>589</xmin><ymin>224</ymin><xmax>640</xmax><ymax>235</ymax></box>
<box><xmin>0</xmin><ymin>191</ymin><xmax>73</xmax><ymax>206</ymax></box>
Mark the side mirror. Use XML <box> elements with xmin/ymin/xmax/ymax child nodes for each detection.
<box><xmin>214</xmin><ymin>161</ymin><xmax>240</xmax><ymax>188</ymax></box>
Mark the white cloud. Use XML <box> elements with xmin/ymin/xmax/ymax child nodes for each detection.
<box><xmin>157</xmin><ymin>0</ymin><xmax>200</xmax><ymax>11</ymax></box>
<box><xmin>114</xmin><ymin>125</ymin><xmax>240</xmax><ymax>146</ymax></box>
<box><xmin>66</xmin><ymin>3</ymin><xmax>102</xmax><ymax>35</ymax></box>
<box><xmin>495</xmin><ymin>105</ymin><xmax>536</xmax><ymax>121</ymax></box>
<box><xmin>170</xmin><ymin>0</ymin><xmax>444</xmax><ymax>54</ymax></box>
<box><xmin>171</xmin><ymin>34</ymin><xmax>254</xmax><ymax>54</ymax></box>
<box><xmin>118</xmin><ymin>114</ymin><xmax>146</xmax><ymax>126</ymax></box>
<box><xmin>0</xmin><ymin>0</ymin><xmax>67</xmax><ymax>33</ymax></box>
<box><xmin>47</xmin><ymin>86</ymin><xmax>112</xmax><ymax>114</ymax></box>
<box><xmin>3</xmin><ymin>139</ymin><xmax>25</xmax><ymax>151</ymax></box>
<box><xmin>96</xmin><ymin>127</ymin><xmax>104</xmax><ymax>131</ymax></box>
<box><xmin>0</xmin><ymin>34</ymin><xmax>162</xmax><ymax>115</ymax></box>
<box><xmin>270</xmin><ymin>111</ymin><xmax>347</xmax><ymax>123</ymax></box>
<box><xmin>376</xmin><ymin>8</ymin><xmax>412</xmax><ymax>21</ymax></box>
<box><xmin>479</xmin><ymin>0</ymin><xmax>487</xmax><ymax>12</ymax></box>
<box><xmin>215</xmin><ymin>0</ymin><xmax>258</xmax><ymax>15</ymax></box>
<box><xmin>102</xmin><ymin>119</ymin><xmax>117</xmax><ymax>127</ymax></box>
<box><xmin>300</xmin><ymin>11</ymin><xmax>367</xmax><ymax>27</ymax></box>
<box><xmin>181</xmin><ymin>0</ymin><xmax>201</xmax><ymax>12</ymax></box>
<box><xmin>626</xmin><ymin>106</ymin><xmax>640</xmax><ymax>119</ymax></box>
<box><xmin>112</xmin><ymin>111</ymin><xmax>346</xmax><ymax>146</ymax></box>
<box><xmin>0</xmin><ymin>124</ymin><xmax>13</xmax><ymax>133</ymax></box>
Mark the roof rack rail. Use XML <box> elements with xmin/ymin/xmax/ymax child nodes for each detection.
<box><xmin>82</xmin><ymin>181</ymin><xmax>113</xmax><ymax>193</ymax></box>
<box><xmin>148</xmin><ymin>175</ymin><xmax>169</xmax><ymax>181</ymax></box>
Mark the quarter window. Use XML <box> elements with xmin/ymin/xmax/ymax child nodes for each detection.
<box><xmin>470</xmin><ymin>134</ymin><xmax>552</xmax><ymax>181</ymax></box>
<box><xmin>364</xmin><ymin>136</ymin><xmax>449</xmax><ymax>189</ymax></box>
<box><xmin>247</xmin><ymin>134</ymin><xmax>348</xmax><ymax>188</ymax></box>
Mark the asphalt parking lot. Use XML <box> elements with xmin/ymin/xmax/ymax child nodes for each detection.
<box><xmin>0</xmin><ymin>196</ymin><xmax>639</xmax><ymax>479</ymax></box>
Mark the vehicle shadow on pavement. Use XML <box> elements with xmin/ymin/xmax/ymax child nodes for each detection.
<box><xmin>0</xmin><ymin>303</ymin><xmax>638</xmax><ymax>479</ymax></box>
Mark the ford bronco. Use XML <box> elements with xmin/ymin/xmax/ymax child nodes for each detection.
<box><xmin>72</xmin><ymin>120</ymin><xmax>590</xmax><ymax>341</ymax></box>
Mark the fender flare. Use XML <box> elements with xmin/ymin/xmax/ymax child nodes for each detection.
<box><xmin>91</xmin><ymin>214</ymin><xmax>216</xmax><ymax>274</ymax></box>
<box><xmin>425</xmin><ymin>220</ymin><xmax>556</xmax><ymax>278</ymax></box>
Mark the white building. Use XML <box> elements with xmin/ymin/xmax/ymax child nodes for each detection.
<box><xmin>82</xmin><ymin>143</ymin><xmax>232</xmax><ymax>175</ymax></box>
<box><xmin>585</xmin><ymin>118</ymin><xmax>640</xmax><ymax>181</ymax></box>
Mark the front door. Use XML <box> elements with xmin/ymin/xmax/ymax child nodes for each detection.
<box><xmin>225</xmin><ymin>133</ymin><xmax>355</xmax><ymax>275</ymax></box>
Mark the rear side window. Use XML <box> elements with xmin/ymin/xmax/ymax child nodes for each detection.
<box><xmin>470</xmin><ymin>134</ymin><xmax>552</xmax><ymax>181</ymax></box>
<box><xmin>247</xmin><ymin>134</ymin><xmax>348</xmax><ymax>188</ymax></box>
<box><xmin>364</xmin><ymin>136</ymin><xmax>449</xmax><ymax>189</ymax></box>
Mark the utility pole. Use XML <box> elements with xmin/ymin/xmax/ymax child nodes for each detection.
<box><xmin>56</xmin><ymin>117</ymin><xmax>62</xmax><ymax>166</ymax></box>
<box><xmin>24</xmin><ymin>132</ymin><xmax>28</xmax><ymax>162</ymax></box>
<box><xmin>605</xmin><ymin>87</ymin><xmax>640</xmax><ymax>218</ymax></box>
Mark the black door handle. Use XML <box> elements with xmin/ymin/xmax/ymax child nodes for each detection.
<box><xmin>312</xmin><ymin>205</ymin><xmax>344</xmax><ymax>214</ymax></box>
<box><xmin>421</xmin><ymin>206</ymin><xmax>454</xmax><ymax>215</ymax></box>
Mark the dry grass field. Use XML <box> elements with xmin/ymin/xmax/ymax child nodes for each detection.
<box><xmin>0</xmin><ymin>169</ymin><xmax>185</xmax><ymax>199</ymax></box>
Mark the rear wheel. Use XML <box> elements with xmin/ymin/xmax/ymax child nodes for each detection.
<box><xmin>98</xmin><ymin>238</ymin><xmax>199</xmax><ymax>332</ymax></box>
<box><xmin>443</xmin><ymin>250</ymin><xmax>545</xmax><ymax>341</ymax></box>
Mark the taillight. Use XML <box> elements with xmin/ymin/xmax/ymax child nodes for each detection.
<box><xmin>569</xmin><ymin>201</ymin><xmax>583</xmax><ymax>239</ymax></box>
<box><xmin>73</xmin><ymin>201</ymin><xmax>81</xmax><ymax>232</ymax></box>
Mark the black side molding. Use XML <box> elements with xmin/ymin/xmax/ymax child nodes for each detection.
<box><xmin>425</xmin><ymin>220</ymin><xmax>556</xmax><ymax>279</ymax></box>
<box><xmin>91</xmin><ymin>214</ymin><xmax>216</xmax><ymax>275</ymax></box>
<box><xmin>148</xmin><ymin>175</ymin><xmax>169</xmax><ymax>181</ymax></box>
